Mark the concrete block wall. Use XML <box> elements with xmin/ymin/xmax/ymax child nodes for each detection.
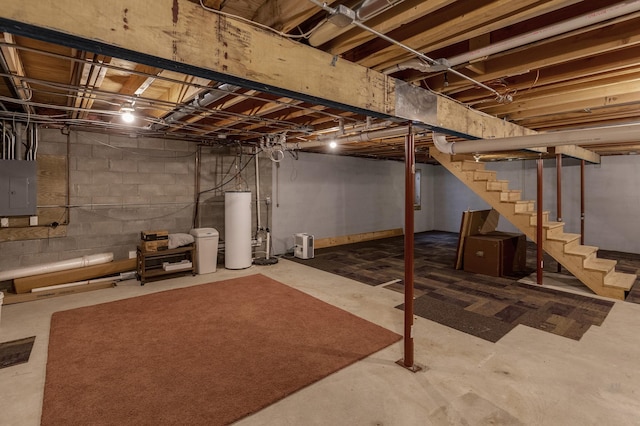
<box><xmin>0</xmin><ymin>129</ymin><xmax>272</xmax><ymax>270</ymax></box>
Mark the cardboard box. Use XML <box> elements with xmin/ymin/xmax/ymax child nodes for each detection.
<box><xmin>464</xmin><ymin>232</ymin><xmax>526</xmax><ymax>277</ymax></box>
<box><xmin>141</xmin><ymin>239</ymin><xmax>169</xmax><ymax>252</ymax></box>
<box><xmin>141</xmin><ymin>230</ymin><xmax>169</xmax><ymax>241</ymax></box>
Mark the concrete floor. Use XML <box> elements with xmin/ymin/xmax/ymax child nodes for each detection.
<box><xmin>2</xmin><ymin>258</ymin><xmax>640</xmax><ymax>425</ymax></box>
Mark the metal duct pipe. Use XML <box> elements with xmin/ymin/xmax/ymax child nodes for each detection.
<box><xmin>433</xmin><ymin>123</ymin><xmax>640</xmax><ymax>154</ymax></box>
<box><xmin>387</xmin><ymin>0</ymin><xmax>640</xmax><ymax>74</ymax></box>
<box><xmin>150</xmin><ymin>83</ymin><xmax>240</xmax><ymax>131</ymax></box>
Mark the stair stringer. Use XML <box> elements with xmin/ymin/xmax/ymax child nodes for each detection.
<box><xmin>430</xmin><ymin>148</ymin><xmax>634</xmax><ymax>300</ymax></box>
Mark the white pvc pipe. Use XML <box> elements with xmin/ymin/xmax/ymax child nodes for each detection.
<box><xmin>31</xmin><ymin>276</ymin><xmax>118</xmax><ymax>293</ymax></box>
<box><xmin>449</xmin><ymin>1</ymin><xmax>640</xmax><ymax>68</ymax></box>
<box><xmin>432</xmin><ymin>132</ymin><xmax>455</xmax><ymax>154</ymax></box>
<box><xmin>31</xmin><ymin>280</ymin><xmax>89</xmax><ymax>292</ymax></box>
<box><xmin>435</xmin><ymin>123</ymin><xmax>640</xmax><ymax>154</ymax></box>
<box><xmin>386</xmin><ymin>0</ymin><xmax>640</xmax><ymax>74</ymax></box>
<box><xmin>0</xmin><ymin>253</ymin><xmax>114</xmax><ymax>282</ymax></box>
<box><xmin>255</xmin><ymin>151</ymin><xmax>261</xmax><ymax>231</ymax></box>
<box><xmin>265</xmin><ymin>231</ymin><xmax>271</xmax><ymax>260</ymax></box>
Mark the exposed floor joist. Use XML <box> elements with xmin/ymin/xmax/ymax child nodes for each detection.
<box><xmin>0</xmin><ymin>0</ymin><xmax>534</xmax><ymax>141</ymax></box>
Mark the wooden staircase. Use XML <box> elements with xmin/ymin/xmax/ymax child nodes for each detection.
<box><xmin>430</xmin><ymin>148</ymin><xmax>636</xmax><ymax>300</ymax></box>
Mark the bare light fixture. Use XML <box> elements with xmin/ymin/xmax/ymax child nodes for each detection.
<box><xmin>329</xmin><ymin>141</ymin><xmax>338</xmax><ymax>149</ymax></box>
<box><xmin>120</xmin><ymin>102</ymin><xmax>135</xmax><ymax>123</ymax></box>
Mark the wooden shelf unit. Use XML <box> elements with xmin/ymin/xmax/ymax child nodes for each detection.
<box><xmin>136</xmin><ymin>244</ymin><xmax>196</xmax><ymax>285</ymax></box>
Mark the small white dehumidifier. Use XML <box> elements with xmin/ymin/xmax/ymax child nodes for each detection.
<box><xmin>294</xmin><ymin>233</ymin><xmax>314</xmax><ymax>259</ymax></box>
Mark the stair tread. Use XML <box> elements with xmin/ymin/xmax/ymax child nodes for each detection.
<box><xmin>432</xmin><ymin>148</ymin><xmax>629</xmax><ymax>300</ymax></box>
<box><xmin>515</xmin><ymin>210</ymin><xmax>549</xmax><ymax>215</ymax></box>
<box><xmin>459</xmin><ymin>160</ymin><xmax>485</xmax><ymax>171</ymax></box>
<box><xmin>547</xmin><ymin>232</ymin><xmax>581</xmax><ymax>243</ymax></box>
<box><xmin>565</xmin><ymin>245</ymin><xmax>598</xmax><ymax>257</ymax></box>
<box><xmin>604</xmin><ymin>271</ymin><xmax>637</xmax><ymax>290</ymax></box>
<box><xmin>543</xmin><ymin>221</ymin><xmax>564</xmax><ymax>229</ymax></box>
<box><xmin>473</xmin><ymin>171</ymin><xmax>497</xmax><ymax>181</ymax></box>
<box><xmin>584</xmin><ymin>257</ymin><xmax>617</xmax><ymax>272</ymax></box>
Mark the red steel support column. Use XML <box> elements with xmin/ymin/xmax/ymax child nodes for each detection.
<box><xmin>537</xmin><ymin>158</ymin><xmax>544</xmax><ymax>285</ymax></box>
<box><xmin>580</xmin><ymin>159</ymin><xmax>585</xmax><ymax>244</ymax></box>
<box><xmin>399</xmin><ymin>125</ymin><xmax>417</xmax><ymax>370</ymax></box>
<box><xmin>556</xmin><ymin>154</ymin><xmax>562</xmax><ymax>273</ymax></box>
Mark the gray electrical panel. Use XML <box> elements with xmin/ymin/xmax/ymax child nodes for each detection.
<box><xmin>0</xmin><ymin>159</ymin><xmax>37</xmax><ymax>216</ymax></box>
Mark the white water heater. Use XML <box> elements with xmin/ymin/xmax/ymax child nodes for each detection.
<box><xmin>294</xmin><ymin>233</ymin><xmax>314</xmax><ymax>259</ymax></box>
<box><xmin>225</xmin><ymin>191</ymin><xmax>252</xmax><ymax>269</ymax></box>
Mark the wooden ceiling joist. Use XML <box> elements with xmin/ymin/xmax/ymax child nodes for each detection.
<box><xmin>0</xmin><ymin>0</ymin><xmax>534</xmax><ymax>141</ymax></box>
<box><xmin>0</xmin><ymin>32</ymin><xmax>33</xmax><ymax>113</ymax></box>
<box><xmin>554</xmin><ymin>144</ymin><xmax>601</xmax><ymax>164</ymax></box>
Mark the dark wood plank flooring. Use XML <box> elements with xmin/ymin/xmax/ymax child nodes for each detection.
<box><xmin>290</xmin><ymin>231</ymin><xmax>640</xmax><ymax>342</ymax></box>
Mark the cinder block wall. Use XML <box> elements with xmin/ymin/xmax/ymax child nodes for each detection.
<box><xmin>0</xmin><ymin>129</ymin><xmax>272</xmax><ymax>270</ymax></box>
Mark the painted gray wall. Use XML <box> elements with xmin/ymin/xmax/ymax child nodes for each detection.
<box><xmin>433</xmin><ymin>156</ymin><xmax>640</xmax><ymax>254</ymax></box>
<box><xmin>271</xmin><ymin>152</ymin><xmax>434</xmax><ymax>254</ymax></box>
<box><xmin>0</xmin><ymin>129</ymin><xmax>272</xmax><ymax>270</ymax></box>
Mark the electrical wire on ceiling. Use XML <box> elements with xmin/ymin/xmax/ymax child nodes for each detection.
<box><xmin>0</xmin><ymin>35</ymin><xmax>373</xmax><ymax>145</ymax></box>
<box><xmin>306</xmin><ymin>0</ymin><xmax>513</xmax><ymax>104</ymax></box>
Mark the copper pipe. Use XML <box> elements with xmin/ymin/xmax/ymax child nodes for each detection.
<box><xmin>537</xmin><ymin>158</ymin><xmax>544</xmax><ymax>285</ymax></box>
<box><xmin>580</xmin><ymin>159</ymin><xmax>585</xmax><ymax>244</ymax></box>
<box><xmin>403</xmin><ymin>125</ymin><xmax>415</xmax><ymax>368</ymax></box>
<box><xmin>556</xmin><ymin>154</ymin><xmax>562</xmax><ymax>273</ymax></box>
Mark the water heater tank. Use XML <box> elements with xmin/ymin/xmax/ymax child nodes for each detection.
<box><xmin>225</xmin><ymin>191</ymin><xmax>252</xmax><ymax>269</ymax></box>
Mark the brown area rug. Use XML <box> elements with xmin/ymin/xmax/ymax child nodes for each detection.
<box><xmin>42</xmin><ymin>274</ymin><xmax>400</xmax><ymax>426</ymax></box>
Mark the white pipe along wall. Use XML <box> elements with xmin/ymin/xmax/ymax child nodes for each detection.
<box><xmin>433</xmin><ymin>123</ymin><xmax>640</xmax><ymax>154</ymax></box>
<box><xmin>0</xmin><ymin>253</ymin><xmax>114</xmax><ymax>282</ymax></box>
<box><xmin>384</xmin><ymin>0</ymin><xmax>640</xmax><ymax>74</ymax></box>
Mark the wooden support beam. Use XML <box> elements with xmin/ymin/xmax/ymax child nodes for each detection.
<box><xmin>553</xmin><ymin>145</ymin><xmax>601</xmax><ymax>164</ymax></box>
<box><xmin>0</xmin><ymin>0</ymin><xmax>534</xmax><ymax>141</ymax></box>
<box><xmin>314</xmin><ymin>228</ymin><xmax>403</xmax><ymax>249</ymax></box>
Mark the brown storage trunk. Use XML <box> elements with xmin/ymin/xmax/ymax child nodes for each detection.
<box><xmin>464</xmin><ymin>232</ymin><xmax>526</xmax><ymax>277</ymax></box>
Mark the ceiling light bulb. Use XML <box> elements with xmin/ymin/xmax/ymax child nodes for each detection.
<box><xmin>120</xmin><ymin>102</ymin><xmax>135</xmax><ymax>123</ymax></box>
<box><xmin>329</xmin><ymin>141</ymin><xmax>337</xmax><ymax>149</ymax></box>
<box><xmin>122</xmin><ymin>111</ymin><xmax>135</xmax><ymax>123</ymax></box>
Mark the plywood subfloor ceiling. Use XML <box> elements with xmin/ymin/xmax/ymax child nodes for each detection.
<box><xmin>1</xmin><ymin>0</ymin><xmax>640</xmax><ymax>162</ymax></box>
